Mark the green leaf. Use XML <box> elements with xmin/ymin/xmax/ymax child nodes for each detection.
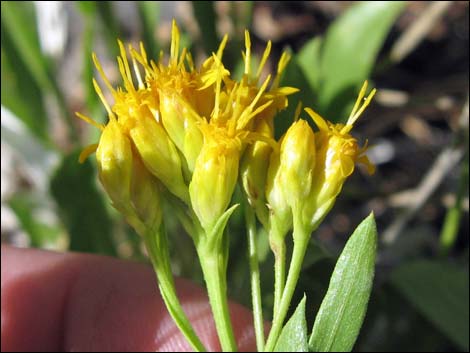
<box><xmin>207</xmin><ymin>203</ymin><xmax>239</xmax><ymax>252</ymax></box>
<box><xmin>2</xmin><ymin>1</ymin><xmax>78</xmax><ymax>142</ymax></box>
<box><xmin>138</xmin><ymin>1</ymin><xmax>161</xmax><ymax>59</ymax></box>
<box><xmin>317</xmin><ymin>1</ymin><xmax>406</xmax><ymax>122</ymax></box>
<box><xmin>50</xmin><ymin>150</ymin><xmax>116</xmax><ymax>256</ymax></box>
<box><xmin>96</xmin><ymin>1</ymin><xmax>120</xmax><ymax>57</ymax></box>
<box><xmin>390</xmin><ymin>260</ymin><xmax>469</xmax><ymax>351</ymax></box>
<box><xmin>8</xmin><ymin>193</ymin><xmax>62</xmax><ymax>249</ymax></box>
<box><xmin>75</xmin><ymin>1</ymin><xmax>97</xmax><ymax>15</ymax></box>
<box><xmin>309</xmin><ymin>213</ymin><xmax>377</xmax><ymax>352</ymax></box>
<box><xmin>274</xmin><ymin>295</ymin><xmax>308</xmax><ymax>352</ymax></box>
<box><xmin>297</xmin><ymin>36</ymin><xmax>322</xmax><ymax>93</ymax></box>
<box><xmin>192</xmin><ymin>1</ymin><xmax>219</xmax><ymax>55</ymax></box>
<box><xmin>1</xmin><ymin>2</ymin><xmax>52</xmax><ymax>90</ymax></box>
<box><xmin>1</xmin><ymin>4</ymin><xmax>49</xmax><ymax>143</ymax></box>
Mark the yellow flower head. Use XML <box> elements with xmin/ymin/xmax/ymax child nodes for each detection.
<box><xmin>92</xmin><ymin>118</ymin><xmax>161</xmax><ymax>235</ymax></box>
<box><xmin>278</xmin><ymin>119</ymin><xmax>316</xmax><ymax>207</ymax></box>
<box><xmin>302</xmin><ymin>81</ymin><xmax>376</xmax><ymax>231</ymax></box>
<box><xmin>182</xmin><ymin>30</ymin><xmax>300</xmax><ymax>234</ymax></box>
<box><xmin>77</xmin><ymin>32</ymin><xmax>189</xmax><ymax>204</ymax></box>
<box><xmin>189</xmin><ymin>123</ymin><xmax>242</xmax><ymax>232</ymax></box>
<box><xmin>131</xmin><ymin>20</ymin><xmax>230</xmax><ymax>172</ymax></box>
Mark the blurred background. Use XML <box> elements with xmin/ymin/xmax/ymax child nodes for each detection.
<box><xmin>1</xmin><ymin>1</ymin><xmax>468</xmax><ymax>351</ymax></box>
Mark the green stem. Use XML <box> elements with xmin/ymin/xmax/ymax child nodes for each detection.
<box><xmin>269</xmin><ymin>221</ymin><xmax>286</xmax><ymax>321</ymax></box>
<box><xmin>439</xmin><ymin>147</ymin><xmax>468</xmax><ymax>255</ymax></box>
<box><xmin>199</xmin><ymin>250</ymin><xmax>238</xmax><ymax>352</ymax></box>
<box><xmin>265</xmin><ymin>223</ymin><xmax>309</xmax><ymax>351</ymax></box>
<box><xmin>144</xmin><ymin>229</ymin><xmax>206</xmax><ymax>352</ymax></box>
<box><xmin>245</xmin><ymin>205</ymin><xmax>265</xmax><ymax>351</ymax></box>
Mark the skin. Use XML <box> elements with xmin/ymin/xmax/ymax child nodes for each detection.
<box><xmin>1</xmin><ymin>245</ymin><xmax>258</xmax><ymax>352</ymax></box>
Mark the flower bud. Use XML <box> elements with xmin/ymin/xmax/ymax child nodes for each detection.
<box><xmin>129</xmin><ymin>112</ymin><xmax>189</xmax><ymax>204</ymax></box>
<box><xmin>302</xmin><ymin>87</ymin><xmax>376</xmax><ymax>232</ymax></box>
<box><xmin>130</xmin><ymin>155</ymin><xmax>162</xmax><ymax>233</ymax></box>
<box><xmin>189</xmin><ymin>134</ymin><xmax>240</xmax><ymax>232</ymax></box>
<box><xmin>240</xmin><ymin>119</ymin><xmax>273</xmax><ymax>227</ymax></box>
<box><xmin>266</xmin><ymin>147</ymin><xmax>292</xmax><ymax>238</ymax></box>
<box><xmin>96</xmin><ymin>120</ymin><xmax>133</xmax><ymax>212</ymax></box>
<box><xmin>159</xmin><ymin>94</ymin><xmax>186</xmax><ymax>153</ymax></box>
<box><xmin>278</xmin><ymin>119</ymin><xmax>316</xmax><ymax>210</ymax></box>
<box><xmin>183</xmin><ymin>117</ymin><xmax>204</xmax><ymax>173</ymax></box>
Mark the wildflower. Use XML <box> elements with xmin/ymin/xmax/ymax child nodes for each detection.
<box><xmin>278</xmin><ymin>119</ymin><xmax>316</xmax><ymax>210</ymax></box>
<box><xmin>137</xmin><ymin>20</ymin><xmax>230</xmax><ymax>172</ymax></box>
<box><xmin>189</xmin><ymin>125</ymin><xmax>242</xmax><ymax>232</ymax></box>
<box><xmin>90</xmin><ymin>118</ymin><xmax>161</xmax><ymax>235</ymax></box>
<box><xmin>77</xmin><ymin>36</ymin><xmax>190</xmax><ymax>204</ymax></box>
<box><xmin>187</xmin><ymin>32</ymin><xmax>296</xmax><ymax>233</ymax></box>
<box><xmin>301</xmin><ymin>81</ymin><xmax>376</xmax><ymax>233</ymax></box>
<box><xmin>94</xmin><ymin>119</ymin><xmax>132</xmax><ymax>214</ymax></box>
<box><xmin>239</xmin><ymin>32</ymin><xmax>298</xmax><ymax>227</ymax></box>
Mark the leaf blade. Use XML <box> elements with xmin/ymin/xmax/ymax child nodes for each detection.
<box><xmin>317</xmin><ymin>1</ymin><xmax>406</xmax><ymax>122</ymax></box>
<box><xmin>309</xmin><ymin>213</ymin><xmax>377</xmax><ymax>352</ymax></box>
<box><xmin>390</xmin><ymin>260</ymin><xmax>469</xmax><ymax>351</ymax></box>
<box><xmin>274</xmin><ymin>295</ymin><xmax>308</xmax><ymax>352</ymax></box>
<box><xmin>50</xmin><ymin>150</ymin><xmax>116</xmax><ymax>256</ymax></box>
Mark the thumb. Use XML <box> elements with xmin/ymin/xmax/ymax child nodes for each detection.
<box><xmin>1</xmin><ymin>245</ymin><xmax>258</xmax><ymax>352</ymax></box>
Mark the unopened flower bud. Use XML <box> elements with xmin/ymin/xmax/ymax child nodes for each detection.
<box><xmin>302</xmin><ymin>81</ymin><xmax>376</xmax><ymax>232</ymax></box>
<box><xmin>240</xmin><ymin>119</ymin><xmax>273</xmax><ymax>227</ymax></box>
<box><xmin>189</xmin><ymin>133</ymin><xmax>241</xmax><ymax>232</ymax></box>
<box><xmin>266</xmin><ymin>147</ymin><xmax>292</xmax><ymax>238</ymax></box>
<box><xmin>131</xmin><ymin>155</ymin><xmax>163</xmax><ymax>232</ymax></box>
<box><xmin>96</xmin><ymin>119</ymin><xmax>133</xmax><ymax>212</ymax></box>
<box><xmin>129</xmin><ymin>112</ymin><xmax>189</xmax><ymax>204</ymax></box>
<box><xmin>278</xmin><ymin>119</ymin><xmax>316</xmax><ymax>210</ymax></box>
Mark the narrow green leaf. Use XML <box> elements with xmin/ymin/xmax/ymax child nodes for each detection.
<box><xmin>50</xmin><ymin>150</ymin><xmax>116</xmax><ymax>256</ymax></box>
<box><xmin>439</xmin><ymin>153</ymin><xmax>468</xmax><ymax>255</ymax></box>
<box><xmin>192</xmin><ymin>1</ymin><xmax>219</xmax><ymax>55</ymax></box>
<box><xmin>1</xmin><ymin>27</ymin><xmax>49</xmax><ymax>143</ymax></box>
<box><xmin>2</xmin><ymin>1</ymin><xmax>78</xmax><ymax>142</ymax></box>
<box><xmin>309</xmin><ymin>213</ymin><xmax>377</xmax><ymax>352</ymax></box>
<box><xmin>207</xmin><ymin>203</ymin><xmax>239</xmax><ymax>251</ymax></box>
<box><xmin>75</xmin><ymin>1</ymin><xmax>97</xmax><ymax>15</ymax></box>
<box><xmin>96</xmin><ymin>1</ymin><xmax>120</xmax><ymax>56</ymax></box>
<box><xmin>238</xmin><ymin>1</ymin><xmax>254</xmax><ymax>31</ymax></box>
<box><xmin>138</xmin><ymin>1</ymin><xmax>161</xmax><ymax>59</ymax></box>
<box><xmin>8</xmin><ymin>193</ymin><xmax>62</xmax><ymax>249</ymax></box>
<box><xmin>390</xmin><ymin>260</ymin><xmax>469</xmax><ymax>351</ymax></box>
<box><xmin>274</xmin><ymin>296</ymin><xmax>308</xmax><ymax>352</ymax></box>
<box><xmin>317</xmin><ymin>1</ymin><xmax>406</xmax><ymax>122</ymax></box>
<box><xmin>297</xmin><ymin>36</ymin><xmax>322</xmax><ymax>93</ymax></box>
<box><xmin>1</xmin><ymin>2</ymin><xmax>52</xmax><ymax>91</ymax></box>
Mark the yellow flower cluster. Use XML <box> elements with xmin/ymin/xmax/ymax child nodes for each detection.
<box><xmin>78</xmin><ymin>20</ymin><xmax>375</xmax><ymax>237</ymax></box>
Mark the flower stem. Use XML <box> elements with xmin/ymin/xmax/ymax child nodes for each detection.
<box><xmin>144</xmin><ymin>229</ymin><xmax>206</xmax><ymax>352</ymax></box>
<box><xmin>245</xmin><ymin>205</ymin><xmax>265</xmax><ymax>351</ymax></box>
<box><xmin>199</xmin><ymin>251</ymin><xmax>238</xmax><ymax>352</ymax></box>
<box><xmin>269</xmin><ymin>222</ymin><xmax>286</xmax><ymax>321</ymax></box>
<box><xmin>265</xmin><ymin>221</ymin><xmax>309</xmax><ymax>351</ymax></box>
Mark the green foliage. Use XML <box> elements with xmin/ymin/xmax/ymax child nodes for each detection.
<box><xmin>309</xmin><ymin>214</ymin><xmax>377</xmax><ymax>352</ymax></box>
<box><xmin>138</xmin><ymin>1</ymin><xmax>161</xmax><ymax>59</ymax></box>
<box><xmin>1</xmin><ymin>2</ymin><xmax>49</xmax><ymax>142</ymax></box>
<box><xmin>298</xmin><ymin>1</ymin><xmax>406</xmax><ymax>122</ymax></box>
<box><xmin>192</xmin><ymin>1</ymin><xmax>219</xmax><ymax>55</ymax></box>
<box><xmin>390</xmin><ymin>260</ymin><xmax>469</xmax><ymax>351</ymax></box>
<box><xmin>50</xmin><ymin>150</ymin><xmax>116</xmax><ymax>256</ymax></box>
<box><xmin>274</xmin><ymin>296</ymin><xmax>308</xmax><ymax>352</ymax></box>
<box><xmin>8</xmin><ymin>193</ymin><xmax>62</xmax><ymax>248</ymax></box>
